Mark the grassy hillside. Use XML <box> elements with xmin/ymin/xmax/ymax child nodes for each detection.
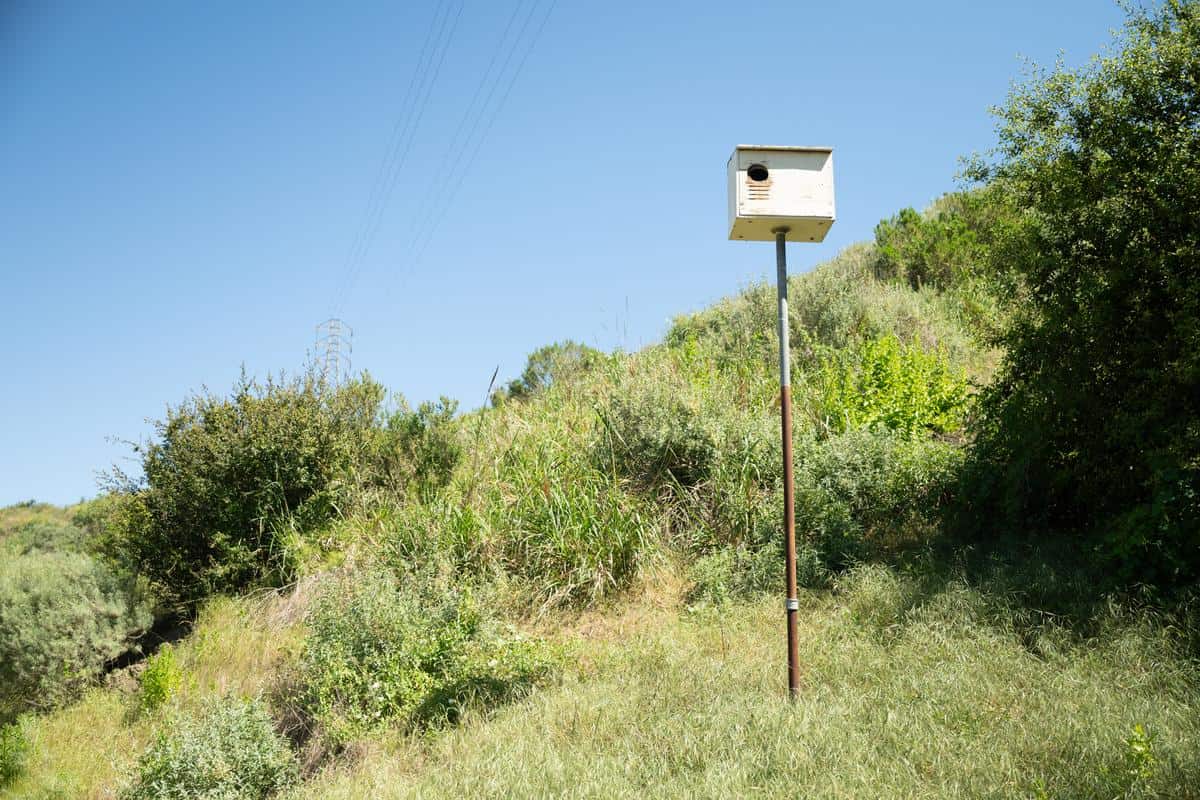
<box><xmin>7</xmin><ymin>563</ymin><xmax>1199</xmax><ymax>799</ymax></box>
<box><xmin>5</xmin><ymin>8</ymin><xmax>1200</xmax><ymax>792</ymax></box>
<box><xmin>4</xmin><ymin>223</ymin><xmax>1199</xmax><ymax>798</ymax></box>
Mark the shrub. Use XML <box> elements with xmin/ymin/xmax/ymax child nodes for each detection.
<box><xmin>373</xmin><ymin>498</ymin><xmax>491</xmax><ymax>585</ymax></box>
<box><xmin>958</xmin><ymin>1</ymin><xmax>1200</xmax><ymax>589</ymax></box>
<box><xmin>499</xmin><ymin>340</ymin><xmax>603</xmax><ymax>402</ymax></box>
<box><xmin>676</xmin><ymin>414</ymin><xmax>782</xmax><ymax>555</ymax></box>
<box><xmin>594</xmin><ymin>381</ymin><xmax>719</xmax><ymax>490</ymax></box>
<box><xmin>872</xmin><ymin>190</ymin><xmax>1004</xmax><ymax>291</ymax></box>
<box><xmin>0</xmin><ymin>521</ymin><xmax>86</xmax><ymax>557</ymax></box>
<box><xmin>0</xmin><ymin>550</ymin><xmax>152</xmax><ymax>722</ymax></box>
<box><xmin>103</xmin><ymin>371</ymin><xmax>385</xmax><ymax>610</ymax></box>
<box><xmin>666</xmin><ymin>243</ymin><xmax>985</xmax><ymax>379</ymax></box>
<box><xmin>372</xmin><ymin>397</ymin><xmax>462</xmax><ymax>501</ymax></box>
<box><xmin>795</xmin><ymin>429</ymin><xmax>963</xmax><ymax>568</ymax></box>
<box><xmin>295</xmin><ymin>572</ymin><xmax>557</xmax><ymax>743</ymax></box>
<box><xmin>818</xmin><ymin>334</ymin><xmax>970</xmax><ymax>437</ymax></box>
<box><xmin>137</xmin><ymin>646</ymin><xmax>182</xmax><ymax>715</ymax></box>
<box><xmin>121</xmin><ymin>696</ymin><xmax>297</xmax><ymax>800</ymax></box>
<box><xmin>0</xmin><ymin>720</ymin><xmax>28</xmax><ymax>787</ymax></box>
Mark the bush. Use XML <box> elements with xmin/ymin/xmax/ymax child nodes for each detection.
<box><xmin>958</xmin><ymin>1</ymin><xmax>1200</xmax><ymax>588</ymax></box>
<box><xmin>795</xmin><ymin>429</ymin><xmax>963</xmax><ymax>568</ymax></box>
<box><xmin>0</xmin><ymin>521</ymin><xmax>86</xmax><ymax>556</ymax></box>
<box><xmin>493</xmin><ymin>460</ymin><xmax>654</xmax><ymax>608</ymax></box>
<box><xmin>872</xmin><ymin>190</ymin><xmax>1004</xmax><ymax>291</ymax></box>
<box><xmin>295</xmin><ymin>572</ymin><xmax>557</xmax><ymax>743</ymax></box>
<box><xmin>103</xmin><ymin>371</ymin><xmax>385</xmax><ymax>610</ymax></box>
<box><xmin>121</xmin><ymin>696</ymin><xmax>297</xmax><ymax>800</ymax></box>
<box><xmin>372</xmin><ymin>397</ymin><xmax>462</xmax><ymax>501</ymax></box>
<box><xmin>0</xmin><ymin>720</ymin><xmax>28</xmax><ymax>787</ymax></box>
<box><xmin>0</xmin><ymin>549</ymin><xmax>152</xmax><ymax>722</ymax></box>
<box><xmin>137</xmin><ymin>646</ymin><xmax>182</xmax><ymax>715</ymax></box>
<box><xmin>666</xmin><ymin>243</ymin><xmax>986</xmax><ymax>378</ymax></box>
<box><xmin>375</xmin><ymin>498</ymin><xmax>489</xmax><ymax>580</ymax></box>
<box><xmin>675</xmin><ymin>413</ymin><xmax>781</xmax><ymax>555</ymax></box>
<box><xmin>818</xmin><ymin>334</ymin><xmax>970</xmax><ymax>437</ymax></box>
<box><xmin>498</xmin><ymin>340</ymin><xmax>603</xmax><ymax>402</ymax></box>
<box><xmin>594</xmin><ymin>381</ymin><xmax>719</xmax><ymax>490</ymax></box>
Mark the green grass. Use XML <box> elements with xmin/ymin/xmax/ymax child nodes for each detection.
<box><xmin>288</xmin><ymin>566</ymin><xmax>1200</xmax><ymax>799</ymax></box>
<box><xmin>13</xmin><ymin>560</ymin><xmax>1199</xmax><ymax>799</ymax></box>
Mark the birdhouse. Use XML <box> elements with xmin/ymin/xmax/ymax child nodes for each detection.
<box><xmin>727</xmin><ymin>145</ymin><xmax>835</xmax><ymax>242</ymax></box>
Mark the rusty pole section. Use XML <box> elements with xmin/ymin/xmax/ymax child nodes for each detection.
<box><xmin>774</xmin><ymin>227</ymin><xmax>800</xmax><ymax>699</ymax></box>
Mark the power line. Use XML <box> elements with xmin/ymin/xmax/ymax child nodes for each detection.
<box><xmin>334</xmin><ymin>0</ymin><xmax>448</xmax><ymax>307</ymax></box>
<box><xmin>331</xmin><ymin>0</ymin><xmax>465</xmax><ymax>316</ymax></box>
<box><xmin>401</xmin><ymin>0</ymin><xmax>557</xmax><ymax>280</ymax></box>
<box><xmin>396</xmin><ymin>0</ymin><xmax>536</xmax><ymax>263</ymax></box>
<box><xmin>421</xmin><ymin>0</ymin><xmax>529</xmax><ymax>206</ymax></box>
<box><xmin>334</xmin><ymin>0</ymin><xmax>463</xmax><ymax>314</ymax></box>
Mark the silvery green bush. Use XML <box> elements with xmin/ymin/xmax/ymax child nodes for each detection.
<box><xmin>121</xmin><ymin>697</ymin><xmax>296</xmax><ymax>800</ymax></box>
<box><xmin>0</xmin><ymin>546</ymin><xmax>151</xmax><ymax>722</ymax></box>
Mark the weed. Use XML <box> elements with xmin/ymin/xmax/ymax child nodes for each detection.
<box><xmin>137</xmin><ymin>646</ymin><xmax>182</xmax><ymax>716</ymax></box>
<box><xmin>120</xmin><ymin>696</ymin><xmax>297</xmax><ymax>800</ymax></box>
<box><xmin>0</xmin><ymin>719</ymin><xmax>29</xmax><ymax>786</ymax></box>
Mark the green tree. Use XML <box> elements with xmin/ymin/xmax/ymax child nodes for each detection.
<box><xmin>959</xmin><ymin>1</ymin><xmax>1200</xmax><ymax>586</ymax></box>
<box><xmin>498</xmin><ymin>340</ymin><xmax>602</xmax><ymax>402</ymax></box>
<box><xmin>872</xmin><ymin>188</ymin><xmax>1017</xmax><ymax>291</ymax></box>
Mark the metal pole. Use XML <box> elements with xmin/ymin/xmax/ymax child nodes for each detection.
<box><xmin>774</xmin><ymin>226</ymin><xmax>800</xmax><ymax>700</ymax></box>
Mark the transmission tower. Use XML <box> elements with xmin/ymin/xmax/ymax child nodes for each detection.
<box><xmin>314</xmin><ymin>318</ymin><xmax>353</xmax><ymax>384</ymax></box>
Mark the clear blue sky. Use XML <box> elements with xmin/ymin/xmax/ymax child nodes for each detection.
<box><xmin>1</xmin><ymin>1</ymin><xmax>1126</xmax><ymax>506</ymax></box>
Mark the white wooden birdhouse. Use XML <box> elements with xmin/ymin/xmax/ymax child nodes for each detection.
<box><xmin>727</xmin><ymin>145</ymin><xmax>835</xmax><ymax>242</ymax></box>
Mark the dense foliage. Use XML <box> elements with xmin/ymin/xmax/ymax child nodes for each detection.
<box><xmin>372</xmin><ymin>397</ymin><xmax>463</xmax><ymax>502</ymax></box>
<box><xmin>294</xmin><ymin>571</ymin><xmax>557</xmax><ymax>743</ymax></box>
<box><xmin>0</xmin><ymin>720</ymin><xmax>28</xmax><ymax>787</ymax></box>
<box><xmin>818</xmin><ymin>334</ymin><xmax>969</xmax><ymax>437</ymax></box>
<box><xmin>594</xmin><ymin>380</ymin><xmax>720</xmax><ymax>490</ymax></box>
<box><xmin>0</xmin><ymin>526</ymin><xmax>151</xmax><ymax>723</ymax></box>
<box><xmin>872</xmin><ymin>189</ymin><xmax>1012</xmax><ymax>291</ymax></box>
<box><xmin>497</xmin><ymin>339</ymin><xmax>602</xmax><ymax>402</ymax></box>
<box><xmin>796</xmin><ymin>430</ymin><xmax>963</xmax><ymax>568</ymax></box>
<box><xmin>103</xmin><ymin>373</ymin><xmax>385</xmax><ymax>610</ymax></box>
<box><xmin>136</xmin><ymin>646</ymin><xmax>182</xmax><ymax>716</ymax></box>
<box><xmin>121</xmin><ymin>697</ymin><xmax>297</xmax><ymax>800</ymax></box>
<box><xmin>959</xmin><ymin>1</ymin><xmax>1200</xmax><ymax>587</ymax></box>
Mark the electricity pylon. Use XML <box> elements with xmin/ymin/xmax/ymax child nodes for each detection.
<box><xmin>314</xmin><ymin>318</ymin><xmax>353</xmax><ymax>385</ymax></box>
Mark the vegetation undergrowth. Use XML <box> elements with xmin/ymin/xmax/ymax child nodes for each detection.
<box><xmin>121</xmin><ymin>696</ymin><xmax>298</xmax><ymax>800</ymax></box>
<box><xmin>287</xmin><ymin>567</ymin><xmax>1200</xmax><ymax>800</ymax></box>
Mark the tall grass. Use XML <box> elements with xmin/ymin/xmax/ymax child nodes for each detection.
<box><xmin>288</xmin><ymin>566</ymin><xmax>1200</xmax><ymax>800</ymax></box>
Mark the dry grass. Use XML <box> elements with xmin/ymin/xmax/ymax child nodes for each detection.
<box><xmin>4</xmin><ymin>690</ymin><xmax>149</xmax><ymax>799</ymax></box>
<box><xmin>0</xmin><ymin>502</ymin><xmax>73</xmax><ymax>538</ymax></box>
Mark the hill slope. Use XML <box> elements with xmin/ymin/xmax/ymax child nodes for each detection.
<box><xmin>5</xmin><ymin>227</ymin><xmax>1199</xmax><ymax>799</ymax></box>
